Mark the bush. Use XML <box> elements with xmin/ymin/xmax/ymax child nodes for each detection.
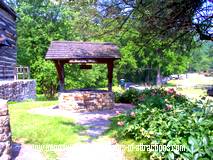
<box><xmin>111</xmin><ymin>88</ymin><xmax>213</xmax><ymax>159</ymax></box>
<box><xmin>115</xmin><ymin>88</ymin><xmax>188</xmax><ymax>105</ymax></box>
<box><xmin>115</xmin><ymin>89</ymin><xmax>141</xmax><ymax>103</ymax></box>
<box><xmin>31</xmin><ymin>59</ymin><xmax>58</xmax><ymax>99</ymax></box>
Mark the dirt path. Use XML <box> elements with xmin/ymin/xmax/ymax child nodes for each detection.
<box><xmin>18</xmin><ymin>103</ymin><xmax>133</xmax><ymax>160</ymax></box>
<box><xmin>30</xmin><ymin>103</ymin><xmax>133</xmax><ymax>141</ymax></box>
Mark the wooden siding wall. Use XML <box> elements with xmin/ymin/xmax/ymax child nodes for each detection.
<box><xmin>0</xmin><ymin>7</ymin><xmax>16</xmax><ymax>80</ymax></box>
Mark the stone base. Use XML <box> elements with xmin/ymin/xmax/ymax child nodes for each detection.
<box><xmin>0</xmin><ymin>99</ymin><xmax>12</xmax><ymax>160</ymax></box>
<box><xmin>59</xmin><ymin>90</ymin><xmax>114</xmax><ymax>112</ymax></box>
<box><xmin>0</xmin><ymin>80</ymin><xmax>36</xmax><ymax>101</ymax></box>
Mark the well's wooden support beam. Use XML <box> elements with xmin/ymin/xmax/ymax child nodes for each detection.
<box><xmin>54</xmin><ymin>60</ymin><xmax>65</xmax><ymax>92</ymax></box>
<box><xmin>107</xmin><ymin>61</ymin><xmax>114</xmax><ymax>91</ymax></box>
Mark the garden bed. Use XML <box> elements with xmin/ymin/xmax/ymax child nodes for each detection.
<box><xmin>109</xmin><ymin>88</ymin><xmax>213</xmax><ymax>159</ymax></box>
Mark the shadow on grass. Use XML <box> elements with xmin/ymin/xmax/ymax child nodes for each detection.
<box><xmin>60</xmin><ymin>121</ymin><xmax>90</xmax><ymax>142</ymax></box>
<box><xmin>60</xmin><ymin>121</ymin><xmax>87</xmax><ymax>133</ymax></box>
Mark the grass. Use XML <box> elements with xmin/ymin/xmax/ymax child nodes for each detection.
<box><xmin>9</xmin><ymin>100</ymin><xmax>88</xmax><ymax>159</ymax></box>
<box><xmin>98</xmin><ymin>86</ymin><xmax>125</xmax><ymax>93</ymax></box>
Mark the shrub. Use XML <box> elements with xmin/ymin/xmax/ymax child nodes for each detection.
<box><xmin>31</xmin><ymin>59</ymin><xmax>58</xmax><ymax>99</ymax></box>
<box><xmin>111</xmin><ymin>88</ymin><xmax>213</xmax><ymax>159</ymax></box>
<box><xmin>115</xmin><ymin>89</ymin><xmax>141</xmax><ymax>103</ymax></box>
<box><xmin>114</xmin><ymin>91</ymin><xmax>123</xmax><ymax>103</ymax></box>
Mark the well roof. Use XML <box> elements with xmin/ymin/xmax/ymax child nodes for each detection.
<box><xmin>45</xmin><ymin>41</ymin><xmax>121</xmax><ymax>60</ymax></box>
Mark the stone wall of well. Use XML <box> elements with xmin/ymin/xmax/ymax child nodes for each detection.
<box><xmin>59</xmin><ymin>90</ymin><xmax>114</xmax><ymax>112</ymax></box>
<box><xmin>0</xmin><ymin>99</ymin><xmax>12</xmax><ymax>160</ymax></box>
<box><xmin>0</xmin><ymin>80</ymin><xmax>36</xmax><ymax>101</ymax></box>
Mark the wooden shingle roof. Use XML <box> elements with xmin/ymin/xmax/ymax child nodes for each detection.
<box><xmin>45</xmin><ymin>41</ymin><xmax>121</xmax><ymax>60</ymax></box>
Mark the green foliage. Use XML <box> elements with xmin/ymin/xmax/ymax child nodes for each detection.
<box><xmin>115</xmin><ymin>89</ymin><xmax>141</xmax><ymax>104</ymax></box>
<box><xmin>14</xmin><ymin>0</ymin><xmax>210</xmax><ymax>98</ymax></box>
<box><xmin>116</xmin><ymin>88</ymin><xmax>188</xmax><ymax>105</ymax></box>
<box><xmin>64</xmin><ymin>64</ymin><xmax>108</xmax><ymax>90</ymax></box>
<box><xmin>15</xmin><ymin>1</ymin><xmax>111</xmax><ymax>97</ymax></box>
<box><xmin>190</xmin><ymin>42</ymin><xmax>213</xmax><ymax>72</ymax></box>
<box><xmin>31</xmin><ymin>59</ymin><xmax>58</xmax><ymax>99</ymax></box>
<box><xmin>111</xmin><ymin>89</ymin><xmax>213</xmax><ymax>159</ymax></box>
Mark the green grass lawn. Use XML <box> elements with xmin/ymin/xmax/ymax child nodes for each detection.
<box><xmin>9</xmin><ymin>100</ymin><xmax>87</xmax><ymax>159</ymax></box>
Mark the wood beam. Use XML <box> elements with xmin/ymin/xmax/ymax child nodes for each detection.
<box><xmin>107</xmin><ymin>61</ymin><xmax>114</xmax><ymax>91</ymax></box>
<box><xmin>54</xmin><ymin>60</ymin><xmax>65</xmax><ymax>92</ymax></box>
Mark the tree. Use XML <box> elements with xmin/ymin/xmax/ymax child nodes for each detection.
<box><xmin>95</xmin><ymin>0</ymin><xmax>213</xmax><ymax>42</ymax></box>
<box><xmin>5</xmin><ymin>0</ymin><xmax>210</xmax><ymax>94</ymax></box>
<box><xmin>190</xmin><ymin>42</ymin><xmax>213</xmax><ymax>72</ymax></box>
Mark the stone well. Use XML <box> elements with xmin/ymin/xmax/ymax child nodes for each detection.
<box><xmin>0</xmin><ymin>99</ymin><xmax>12</xmax><ymax>160</ymax></box>
<box><xmin>59</xmin><ymin>90</ymin><xmax>114</xmax><ymax>112</ymax></box>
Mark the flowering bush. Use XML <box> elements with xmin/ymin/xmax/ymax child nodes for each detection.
<box><xmin>111</xmin><ymin>88</ymin><xmax>213</xmax><ymax>159</ymax></box>
<box><xmin>115</xmin><ymin>89</ymin><xmax>141</xmax><ymax>103</ymax></box>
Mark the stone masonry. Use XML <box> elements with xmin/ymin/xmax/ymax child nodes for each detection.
<box><xmin>59</xmin><ymin>90</ymin><xmax>114</xmax><ymax>112</ymax></box>
<box><xmin>0</xmin><ymin>99</ymin><xmax>12</xmax><ymax>160</ymax></box>
<box><xmin>0</xmin><ymin>80</ymin><xmax>36</xmax><ymax>101</ymax></box>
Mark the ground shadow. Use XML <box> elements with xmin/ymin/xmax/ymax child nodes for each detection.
<box><xmin>12</xmin><ymin>142</ymin><xmax>22</xmax><ymax>160</ymax></box>
<box><xmin>59</xmin><ymin>103</ymin><xmax>134</xmax><ymax>142</ymax></box>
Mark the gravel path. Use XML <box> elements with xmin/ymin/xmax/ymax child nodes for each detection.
<box><xmin>27</xmin><ymin>103</ymin><xmax>134</xmax><ymax>160</ymax></box>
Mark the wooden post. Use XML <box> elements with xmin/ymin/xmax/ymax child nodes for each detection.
<box><xmin>14</xmin><ymin>64</ymin><xmax>17</xmax><ymax>80</ymax></box>
<box><xmin>107</xmin><ymin>61</ymin><xmax>114</xmax><ymax>91</ymax></box>
<box><xmin>54</xmin><ymin>61</ymin><xmax>65</xmax><ymax>92</ymax></box>
<box><xmin>27</xmin><ymin>66</ymin><xmax>30</xmax><ymax>79</ymax></box>
<box><xmin>22</xmin><ymin>66</ymin><xmax>25</xmax><ymax>79</ymax></box>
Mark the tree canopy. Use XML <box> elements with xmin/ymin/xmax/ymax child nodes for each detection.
<box><xmin>4</xmin><ymin>0</ymin><xmax>213</xmax><ymax>97</ymax></box>
<box><xmin>94</xmin><ymin>0</ymin><xmax>213</xmax><ymax>42</ymax></box>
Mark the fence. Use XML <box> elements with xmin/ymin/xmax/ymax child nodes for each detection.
<box><xmin>0</xmin><ymin>65</ymin><xmax>30</xmax><ymax>80</ymax></box>
<box><xmin>15</xmin><ymin>65</ymin><xmax>30</xmax><ymax>80</ymax></box>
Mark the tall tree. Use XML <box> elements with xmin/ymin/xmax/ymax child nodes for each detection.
<box><xmin>95</xmin><ymin>0</ymin><xmax>213</xmax><ymax>42</ymax></box>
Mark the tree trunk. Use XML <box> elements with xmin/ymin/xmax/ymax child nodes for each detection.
<box><xmin>156</xmin><ymin>65</ymin><xmax>162</xmax><ymax>86</ymax></box>
<box><xmin>145</xmin><ymin>65</ymin><xmax>150</xmax><ymax>83</ymax></box>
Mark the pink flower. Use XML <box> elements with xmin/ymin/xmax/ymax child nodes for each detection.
<box><xmin>130</xmin><ymin>112</ymin><xmax>136</xmax><ymax>117</ymax></box>
<box><xmin>115</xmin><ymin>111</ymin><xmax>122</xmax><ymax>115</ymax></box>
<box><xmin>117</xmin><ymin>121</ymin><xmax>124</xmax><ymax>126</ymax></box>
<box><xmin>166</xmin><ymin>104</ymin><xmax>173</xmax><ymax>110</ymax></box>
<box><xmin>167</xmin><ymin>88</ymin><xmax>175</xmax><ymax>94</ymax></box>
